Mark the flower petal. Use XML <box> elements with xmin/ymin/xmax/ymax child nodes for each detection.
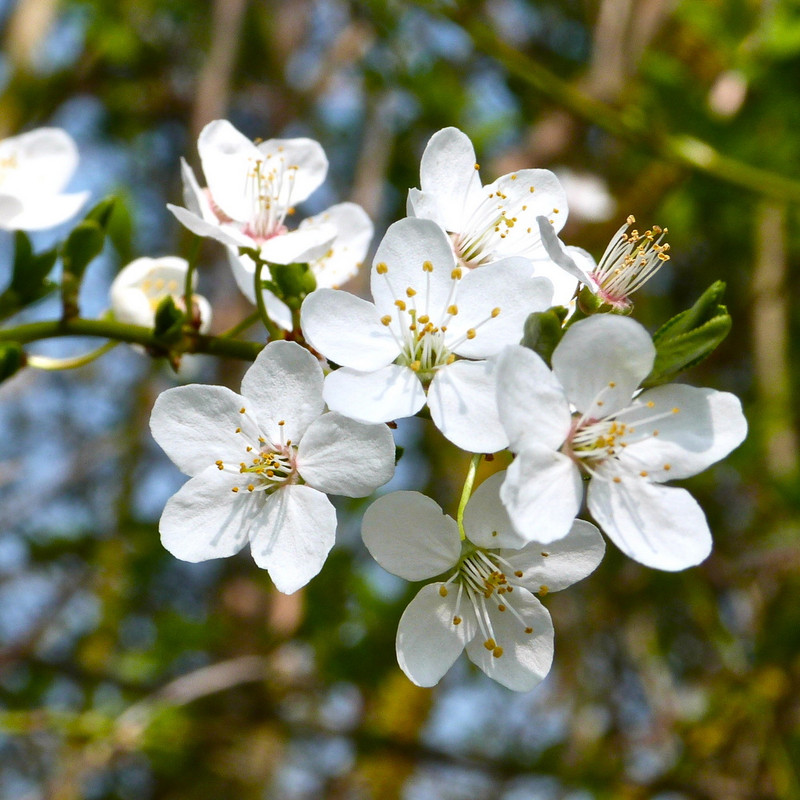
<box><xmin>150</xmin><ymin>384</ymin><xmax>250</xmax><ymax>476</ymax></box>
<box><xmin>0</xmin><ymin>128</ymin><xmax>78</xmax><ymax>196</ymax></box>
<box><xmin>370</xmin><ymin>218</ymin><xmax>457</xmax><ymax>319</ymax></box>
<box><xmin>159</xmin><ymin>465</ymin><xmax>254</xmax><ymax>561</ymax></box>
<box><xmin>428</xmin><ymin>359</ymin><xmax>508</xmax><ymax>453</ymax></box>
<box><xmin>259</xmin><ymin>224</ymin><xmax>336</xmax><ymax>266</ymax></box>
<box><xmin>465</xmin><ymin>588</ymin><xmax>554</xmax><ymax>692</ymax></box>
<box><xmin>362</xmin><ymin>492</ymin><xmax>461</xmax><ymax>580</ymax></box>
<box><xmin>495</xmin><ymin>345</ymin><xmax>572</xmax><ymax>453</ymax></box>
<box><xmin>617</xmin><ymin>385</ymin><xmax>747</xmax><ymax>481</ymax></box>
<box><xmin>502</xmin><ymin>519</ymin><xmax>605</xmax><ymax>593</ymax></box>
<box><xmin>447</xmin><ymin>259</ymin><xmax>553</xmax><ymax>359</ymax></box>
<box><xmin>302</xmin><ymin>202</ymin><xmax>373</xmax><ymax>288</ymax></box>
<box><xmin>227</xmin><ymin>249</ymin><xmax>293</xmax><ymax>330</ymax></box>
<box><xmin>323</xmin><ymin>365</ymin><xmax>426</xmax><ymax>424</ymax></box>
<box><xmin>4</xmin><ymin>192</ymin><xmax>89</xmax><ymax>231</ymax></box>
<box><xmin>240</xmin><ymin>340</ymin><xmax>324</xmax><ymax>444</ymax></box>
<box><xmin>406</xmin><ymin>187</ymin><xmax>445</xmax><ymax>229</ymax></box>
<box><xmin>500</xmin><ymin>444</ymin><xmax>583</xmax><ymax>544</ymax></box>
<box><xmin>462</xmin><ymin>471</ymin><xmax>525</xmax><ymax>549</ymax></box>
<box><xmin>396</xmin><ymin>583</ymin><xmax>477</xmax><ymax>687</ymax></box>
<box><xmin>301</xmin><ymin>288</ymin><xmax>399</xmax><ymax>371</ymax></box>
<box><xmin>297</xmin><ymin>412</ymin><xmax>395</xmax><ymax>497</ymax></box>
<box><xmin>256</xmin><ymin>137</ymin><xmax>328</xmax><ymax>206</ymax></box>
<box><xmin>587</xmin><ymin>470</ymin><xmax>712</xmax><ymax>571</ymax></box>
<box><xmin>418</xmin><ymin>127</ymin><xmax>483</xmax><ymax>232</ymax></box>
<box><xmin>167</xmin><ymin>203</ymin><xmax>251</xmax><ymax>248</ymax></box>
<box><xmin>536</xmin><ymin>216</ymin><xmax>593</xmax><ymax>284</ymax></box>
<box><xmin>552</xmin><ymin>315</ymin><xmax>655</xmax><ymax>417</ymax></box>
<box><xmin>250</xmin><ymin>485</ymin><xmax>337</xmax><ymax>594</ymax></box>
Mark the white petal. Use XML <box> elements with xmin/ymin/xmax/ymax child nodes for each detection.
<box><xmin>362</xmin><ymin>492</ymin><xmax>461</xmax><ymax>580</ymax></box>
<box><xmin>495</xmin><ymin>345</ymin><xmax>572</xmax><ymax>452</ymax></box>
<box><xmin>502</xmin><ymin>519</ymin><xmax>605</xmax><ymax>593</ymax></box>
<box><xmin>323</xmin><ymin>365</ymin><xmax>426</xmax><ymax>424</ymax></box>
<box><xmin>418</xmin><ymin>127</ymin><xmax>483</xmax><ymax>232</ymax></box>
<box><xmin>0</xmin><ymin>195</ymin><xmax>24</xmax><ymax>228</ymax></box>
<box><xmin>370</xmin><ymin>218</ymin><xmax>457</xmax><ymax>319</ymax></box>
<box><xmin>167</xmin><ymin>203</ymin><xmax>251</xmax><ymax>248</ymax></box>
<box><xmin>446</xmin><ymin>259</ymin><xmax>553</xmax><ymax>359</ymax></box>
<box><xmin>301</xmin><ymin>289</ymin><xmax>399</xmax><ymax>371</ymax></box>
<box><xmin>465</xmin><ymin>588</ymin><xmax>554</xmax><ymax>692</ymax></box>
<box><xmin>159</xmin><ymin>465</ymin><xmax>254</xmax><ymax>561</ymax></box>
<box><xmin>552</xmin><ymin>315</ymin><xmax>655</xmax><ymax>417</ymax></box>
<box><xmin>197</xmin><ymin>119</ymin><xmax>262</xmax><ymax>222</ymax></box>
<box><xmin>297</xmin><ymin>412</ymin><xmax>395</xmax><ymax>497</ymax></box>
<box><xmin>462</xmin><ymin>471</ymin><xmax>525</xmax><ymax>549</ymax></box>
<box><xmin>428</xmin><ymin>360</ymin><xmax>508</xmax><ymax>453</ymax></box>
<box><xmin>396</xmin><ymin>583</ymin><xmax>477</xmax><ymax>687</ymax></box>
<box><xmin>529</xmin><ymin>256</ymin><xmax>580</xmax><ymax>309</ymax></box>
<box><xmin>536</xmin><ymin>216</ymin><xmax>593</xmax><ymax>284</ymax></box>
<box><xmin>150</xmin><ymin>384</ymin><xmax>250</xmax><ymax>476</ymax></box>
<box><xmin>240</xmin><ymin>340</ymin><xmax>324</xmax><ymax>444</ymax></box>
<box><xmin>302</xmin><ymin>202</ymin><xmax>373</xmax><ymax>288</ymax></box>
<box><xmin>617</xmin><ymin>385</ymin><xmax>748</xmax><ymax>481</ymax></box>
<box><xmin>588</xmin><ymin>470</ymin><xmax>712</xmax><ymax>571</ymax></box>
<box><xmin>480</xmin><ymin>170</ymin><xmax>568</xmax><ymax>260</ymax></box>
<box><xmin>259</xmin><ymin>224</ymin><xmax>336</xmax><ymax>266</ymax></box>
<box><xmin>256</xmin><ymin>137</ymin><xmax>328</xmax><ymax>206</ymax></box>
<box><xmin>250</xmin><ymin>485</ymin><xmax>337</xmax><ymax>594</ymax></box>
<box><xmin>501</xmin><ymin>444</ymin><xmax>583</xmax><ymax>544</ymax></box>
<box><xmin>110</xmin><ymin>257</ymin><xmax>191</xmax><ymax>327</ymax></box>
<box><xmin>179</xmin><ymin>158</ymin><xmax>211</xmax><ymax>219</ymax></box>
<box><xmin>4</xmin><ymin>192</ymin><xmax>89</xmax><ymax>230</ymax></box>
<box><xmin>406</xmin><ymin>187</ymin><xmax>445</xmax><ymax>228</ymax></box>
<box><xmin>0</xmin><ymin>128</ymin><xmax>78</xmax><ymax>196</ymax></box>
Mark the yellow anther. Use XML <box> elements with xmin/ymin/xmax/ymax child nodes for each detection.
<box><xmin>491</xmin><ymin>530</ymin><xmax>498</xmax><ymax>537</ymax></box>
<box><xmin>491</xmin><ymin>307</ymin><xmax>500</xmax><ymax>318</ymax></box>
<box><xmin>672</xmin><ymin>407</ymin><xmax>680</xmax><ymax>414</ymax></box>
<box><xmin>552</xmin><ymin>208</ymin><xmax>559</xmax><ymax>214</ymax></box>
<box><xmin>652</xmin><ymin>430</ymin><xmax>659</xmax><ymax>436</ymax></box>
<box><xmin>613</xmin><ymin>476</ymin><xmax>622</xmax><ymax>483</ymax></box>
<box><xmin>529</xmin><ymin>186</ymin><xmax>535</xmax><ymax>193</ymax></box>
<box><xmin>231</xmin><ymin>487</ymin><xmax>239</xmax><ymax>493</ymax></box>
<box><xmin>376</xmin><ymin>262</ymin><xmax>388</xmax><ymax>274</ymax></box>
<box><xmin>451</xmin><ymin>268</ymin><xmax>463</xmax><ymax>280</ymax></box>
<box><xmin>541</xmin><ymin>552</ymin><xmax>549</xmax><ymax>558</ymax></box>
<box><xmin>474</xmin><ymin>163</ymin><xmax>480</xmax><ymax>170</ymax></box>
<box><xmin>418</xmin><ymin>315</ymin><xmax>430</xmax><ymax>324</ymax></box>
<box><xmin>447</xmin><ymin>305</ymin><xmax>458</xmax><ymax>316</ymax></box>
<box><xmin>510</xmin><ymin>174</ymin><xmax>517</xmax><ymax>180</ymax></box>
<box><xmin>446</xmin><ymin>354</ymin><xmax>456</xmax><ymax>364</ymax></box>
<box><xmin>406</xmin><ymin>287</ymin><xmax>416</xmax><ymax>297</ymax></box>
<box><xmin>466</xmin><ymin>329</ymin><xmax>476</xmax><ymax>340</ymax></box>
<box><xmin>395</xmin><ymin>299</ymin><xmax>406</xmax><ymax>311</ymax></box>
<box><xmin>439</xmin><ymin>585</ymin><xmax>448</xmax><ymax>597</ymax></box>
<box><xmin>664</xmin><ymin>463</ymin><xmax>671</xmax><ymax>471</ymax></box>
<box><xmin>278</xmin><ymin>420</ymin><xmax>285</xmax><ymax>426</ymax></box>
<box><xmin>524</xmin><ymin>627</ymin><xmax>533</xmax><ymax>634</ymax></box>
<box><xmin>239</xmin><ymin>407</ymin><xmax>246</xmax><ymax>414</ymax></box>
<box><xmin>538</xmin><ymin>585</ymin><xmax>549</xmax><ymax>596</ymax></box>
<box><xmin>498</xmin><ymin>604</ymin><xmax>506</xmax><ymax>612</ymax></box>
<box><xmin>381</xmin><ymin>315</ymin><xmax>392</xmax><ymax>326</ymax></box>
<box><xmin>640</xmin><ymin>471</ymin><xmax>648</xmax><ymax>477</ymax></box>
<box><xmin>235</xmin><ymin>427</ymin><xmax>241</xmax><ymax>433</ymax></box>
<box><xmin>492</xmin><ymin>646</ymin><xmax>503</xmax><ymax>658</ymax></box>
<box><xmin>609</xmin><ymin>381</ymin><xmax>616</xmax><ymax>388</ymax></box>
<box><xmin>247</xmin><ymin>485</ymin><xmax>255</xmax><ymax>492</ymax></box>
<box><xmin>422</xmin><ymin>260</ymin><xmax>434</xmax><ymax>272</ymax></box>
<box><xmin>627</xmin><ymin>214</ymin><xmax>636</xmax><ymax>224</ymax></box>
<box><xmin>484</xmin><ymin>638</ymin><xmax>497</xmax><ymax>651</ymax></box>
<box><xmin>647</xmin><ymin>401</ymin><xmax>655</xmax><ymax>408</ymax></box>
<box><xmin>514</xmin><ymin>570</ymin><xmax>523</xmax><ymax>577</ymax></box>
<box><xmin>453</xmin><ymin>616</ymin><xmax>462</xmax><ymax>625</ymax></box>
<box><xmin>409</xmin><ymin>360</ymin><xmax>421</xmax><ymax>372</ymax></box>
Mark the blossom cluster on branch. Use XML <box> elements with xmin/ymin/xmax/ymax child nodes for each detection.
<box><xmin>0</xmin><ymin>122</ymin><xmax>747</xmax><ymax>692</ymax></box>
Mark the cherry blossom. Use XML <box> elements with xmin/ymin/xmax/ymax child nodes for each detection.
<box><xmin>496</xmin><ymin>315</ymin><xmax>748</xmax><ymax>570</ymax></box>
<box><xmin>362</xmin><ymin>472</ymin><xmax>605</xmax><ymax>691</ymax></box>
<box><xmin>301</xmin><ymin>217</ymin><xmax>554</xmax><ymax>452</ymax></box>
<box><xmin>149</xmin><ymin>341</ymin><xmax>396</xmax><ymax>593</ymax></box>
<box><xmin>0</xmin><ymin>128</ymin><xmax>89</xmax><ymax>231</ymax></box>
<box><xmin>110</xmin><ymin>256</ymin><xmax>212</xmax><ymax>332</ymax></box>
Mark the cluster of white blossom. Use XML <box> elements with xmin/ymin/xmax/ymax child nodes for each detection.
<box><xmin>3</xmin><ymin>122</ymin><xmax>747</xmax><ymax>693</ymax></box>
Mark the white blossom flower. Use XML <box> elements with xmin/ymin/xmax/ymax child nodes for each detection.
<box><xmin>228</xmin><ymin>201</ymin><xmax>373</xmax><ymax>330</ymax></box>
<box><xmin>167</xmin><ymin>119</ymin><xmax>338</xmax><ymax>265</ymax></box>
<box><xmin>496</xmin><ymin>315</ymin><xmax>748</xmax><ymax>571</ymax></box>
<box><xmin>0</xmin><ymin>128</ymin><xmax>89</xmax><ymax>230</ymax></box>
<box><xmin>110</xmin><ymin>256</ymin><xmax>212</xmax><ymax>332</ymax></box>
<box><xmin>362</xmin><ymin>472</ymin><xmax>605</xmax><ymax>691</ymax></box>
<box><xmin>407</xmin><ymin>127</ymin><xmax>569</xmax><ymax>269</ymax></box>
<box><xmin>537</xmin><ymin>214</ymin><xmax>670</xmax><ymax>311</ymax></box>
<box><xmin>149</xmin><ymin>340</ymin><xmax>396</xmax><ymax>594</ymax></box>
<box><xmin>301</xmin><ymin>217</ymin><xmax>554</xmax><ymax>453</ymax></box>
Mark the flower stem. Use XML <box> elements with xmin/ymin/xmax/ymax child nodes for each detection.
<box><xmin>183</xmin><ymin>236</ymin><xmax>203</xmax><ymax>319</ymax></box>
<box><xmin>219</xmin><ymin>311</ymin><xmax>260</xmax><ymax>339</ymax></box>
<box><xmin>253</xmin><ymin>257</ymin><xmax>282</xmax><ymax>341</ymax></box>
<box><xmin>26</xmin><ymin>340</ymin><xmax>119</xmax><ymax>370</ymax></box>
<box><xmin>456</xmin><ymin>454</ymin><xmax>482</xmax><ymax>540</ymax></box>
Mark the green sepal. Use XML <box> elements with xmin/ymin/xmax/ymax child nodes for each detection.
<box><xmin>643</xmin><ymin>281</ymin><xmax>732</xmax><ymax>387</ymax></box>
<box><xmin>266</xmin><ymin>262</ymin><xmax>317</xmax><ymax>310</ymax></box>
<box><xmin>0</xmin><ymin>342</ymin><xmax>24</xmax><ymax>383</ymax></box>
<box><xmin>520</xmin><ymin>306</ymin><xmax>568</xmax><ymax>366</ymax></box>
<box><xmin>0</xmin><ymin>232</ymin><xmax>58</xmax><ymax>318</ymax></box>
<box><xmin>86</xmin><ymin>195</ymin><xmax>134</xmax><ymax>263</ymax></box>
<box><xmin>60</xmin><ymin>221</ymin><xmax>106</xmax><ymax>318</ymax></box>
<box><xmin>153</xmin><ymin>295</ymin><xmax>185</xmax><ymax>344</ymax></box>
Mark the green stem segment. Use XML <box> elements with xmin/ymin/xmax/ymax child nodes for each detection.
<box><xmin>253</xmin><ymin>258</ymin><xmax>282</xmax><ymax>341</ymax></box>
<box><xmin>26</xmin><ymin>340</ymin><xmax>120</xmax><ymax>370</ymax></box>
<box><xmin>182</xmin><ymin>237</ymin><xmax>203</xmax><ymax>318</ymax></box>
<box><xmin>456</xmin><ymin>454</ymin><xmax>483</xmax><ymax>540</ymax></box>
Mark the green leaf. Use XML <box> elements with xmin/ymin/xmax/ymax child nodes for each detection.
<box><xmin>520</xmin><ymin>306</ymin><xmax>568</xmax><ymax>366</ymax></box>
<box><xmin>153</xmin><ymin>295</ymin><xmax>185</xmax><ymax>344</ymax></box>
<box><xmin>60</xmin><ymin>221</ymin><xmax>106</xmax><ymax>318</ymax></box>
<box><xmin>0</xmin><ymin>342</ymin><xmax>24</xmax><ymax>383</ymax></box>
<box><xmin>644</xmin><ymin>281</ymin><xmax>732</xmax><ymax>387</ymax></box>
<box><xmin>0</xmin><ymin>232</ymin><xmax>58</xmax><ymax>318</ymax></box>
